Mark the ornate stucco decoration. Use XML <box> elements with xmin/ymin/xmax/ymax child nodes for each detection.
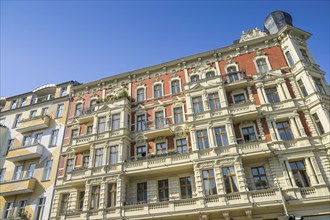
<box><xmin>239</xmin><ymin>28</ymin><xmax>267</xmax><ymax>43</ymax></box>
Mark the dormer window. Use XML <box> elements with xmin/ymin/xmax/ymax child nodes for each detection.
<box><xmin>10</xmin><ymin>100</ymin><xmax>17</xmax><ymax>109</ymax></box>
<box><xmin>61</xmin><ymin>87</ymin><xmax>68</xmax><ymax>97</ymax></box>
<box><xmin>20</xmin><ymin>98</ymin><xmax>27</xmax><ymax>107</ymax></box>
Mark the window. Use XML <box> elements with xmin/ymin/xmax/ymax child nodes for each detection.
<box><xmin>97</xmin><ymin>117</ymin><xmax>106</xmax><ymax>133</ymax></box>
<box><xmin>77</xmin><ymin>191</ymin><xmax>85</xmax><ymax>210</ymax></box>
<box><xmin>13</xmin><ymin>114</ymin><xmax>22</xmax><ymax>128</ymax></box>
<box><xmin>176</xmin><ymin>139</ymin><xmax>187</xmax><ymax>154</ymax></box>
<box><xmin>17</xmin><ymin>200</ymin><xmax>27</xmax><ymax>217</ymax></box>
<box><xmin>223</xmin><ymin>167</ymin><xmax>238</xmax><ymax>193</ymax></box>
<box><xmin>156</xmin><ymin>142</ymin><xmax>167</xmax><ymax>155</ymax></box>
<box><xmin>298</xmin><ymin>79</ymin><xmax>308</xmax><ymax>97</ymax></box>
<box><xmin>155</xmin><ymin>111</ymin><xmax>165</xmax><ymax>128</ymax></box>
<box><xmin>265</xmin><ymin>87</ymin><xmax>280</xmax><ymax>103</ymax></box>
<box><xmin>75</xmin><ymin>103</ymin><xmax>83</xmax><ymax>116</ymax></box>
<box><xmin>10</xmin><ymin>100</ymin><xmax>17</xmax><ymax>109</ymax></box>
<box><xmin>35</xmin><ymin>198</ymin><xmax>46</xmax><ymax>220</ymax></box>
<box><xmin>137</xmin><ymin>145</ymin><xmax>147</xmax><ymax>158</ymax></box>
<box><xmin>56</xmin><ymin>104</ymin><xmax>64</xmax><ymax>118</ymax></box>
<box><xmin>158</xmin><ymin>180</ymin><xmax>169</xmax><ymax>201</ymax></box>
<box><xmin>34</xmin><ymin>133</ymin><xmax>43</xmax><ymax>144</ymax></box>
<box><xmin>171</xmin><ymin>80</ymin><xmax>181</xmax><ymax>94</ymax></box>
<box><xmin>66</xmin><ymin>158</ymin><xmax>74</xmax><ymax>173</ymax></box>
<box><xmin>173</xmin><ymin>107</ymin><xmax>184</xmax><ymax>123</ymax></box>
<box><xmin>154</xmin><ymin>84</ymin><xmax>163</xmax><ymax>98</ymax></box>
<box><xmin>214</xmin><ymin>127</ymin><xmax>229</xmax><ymax>147</ymax></box>
<box><xmin>276</xmin><ymin>121</ymin><xmax>293</xmax><ymax>140</ymax></box>
<box><xmin>203</xmin><ymin>170</ymin><xmax>217</xmax><ymax>196</ymax></box>
<box><xmin>112</xmin><ymin>113</ymin><xmax>120</xmax><ymax>130</ymax></box>
<box><xmin>26</xmin><ymin>163</ymin><xmax>36</xmax><ymax>178</ymax></box>
<box><xmin>20</xmin><ymin>98</ymin><xmax>27</xmax><ymax>107</ymax></box>
<box><xmin>289</xmin><ymin>161</ymin><xmax>310</xmax><ymax>187</ymax></box>
<box><xmin>312</xmin><ymin>113</ymin><xmax>324</xmax><ymax>135</ymax></box>
<box><xmin>208</xmin><ymin>93</ymin><xmax>221</xmax><ymax>110</ymax></box>
<box><xmin>256</xmin><ymin>58</ymin><xmax>269</xmax><ymax>73</ymax></box>
<box><xmin>87</xmin><ymin>126</ymin><xmax>93</xmax><ymax>134</ymax></box>
<box><xmin>94</xmin><ymin>149</ymin><xmax>103</xmax><ymax>167</ymax></box>
<box><xmin>90</xmin><ymin>185</ymin><xmax>100</xmax><ymax>210</ymax></box>
<box><xmin>137</xmin><ymin>182</ymin><xmax>147</xmax><ymax>203</ymax></box>
<box><xmin>107</xmin><ymin>184</ymin><xmax>117</xmax><ymax>207</ymax></box>
<box><xmin>180</xmin><ymin>177</ymin><xmax>192</xmax><ymax>199</ymax></box>
<box><xmin>23</xmin><ymin>136</ymin><xmax>31</xmax><ymax>146</ymax></box>
<box><xmin>110</xmin><ymin>146</ymin><xmax>119</xmax><ymax>165</ymax></box>
<box><xmin>83</xmin><ymin>156</ymin><xmax>90</xmax><ymax>168</ymax></box>
<box><xmin>60</xmin><ymin>194</ymin><xmax>70</xmax><ymax>214</ymax></box>
<box><xmin>190</xmin><ymin>75</ymin><xmax>199</xmax><ymax>82</ymax></box>
<box><xmin>197</xmin><ymin>130</ymin><xmax>209</xmax><ymax>150</ymax></box>
<box><xmin>3</xmin><ymin>202</ymin><xmax>13</xmax><ymax>219</ymax></box>
<box><xmin>5</xmin><ymin>139</ymin><xmax>14</xmax><ymax>156</ymax></box>
<box><xmin>43</xmin><ymin>160</ymin><xmax>53</xmax><ymax>180</ymax></box>
<box><xmin>137</xmin><ymin>114</ymin><xmax>146</xmax><ymax>131</ymax></box>
<box><xmin>285</xmin><ymin>51</ymin><xmax>295</xmax><ymax>66</ymax></box>
<box><xmin>233</xmin><ymin>93</ymin><xmax>246</xmax><ymax>104</ymax></box>
<box><xmin>41</xmin><ymin>107</ymin><xmax>49</xmax><ymax>115</ymax></box>
<box><xmin>242</xmin><ymin>126</ymin><xmax>257</xmax><ymax>142</ymax></box>
<box><xmin>206</xmin><ymin>71</ymin><xmax>216</xmax><ymax>79</ymax></box>
<box><xmin>0</xmin><ymin>168</ymin><xmax>6</xmax><ymax>182</ymax></box>
<box><xmin>50</xmin><ymin>129</ymin><xmax>59</xmax><ymax>147</ymax></box>
<box><xmin>314</xmin><ymin>78</ymin><xmax>326</xmax><ymax>94</ymax></box>
<box><xmin>30</xmin><ymin>110</ymin><xmax>37</xmax><ymax>119</ymax></box>
<box><xmin>227</xmin><ymin>66</ymin><xmax>237</xmax><ymax>73</ymax></box>
<box><xmin>300</xmin><ymin>49</ymin><xmax>311</xmax><ymax>63</ymax></box>
<box><xmin>251</xmin><ymin>166</ymin><xmax>269</xmax><ymax>189</ymax></box>
<box><xmin>61</xmin><ymin>87</ymin><xmax>68</xmax><ymax>97</ymax></box>
<box><xmin>192</xmin><ymin>96</ymin><xmax>204</xmax><ymax>113</ymax></box>
<box><xmin>137</xmin><ymin>88</ymin><xmax>145</xmax><ymax>102</ymax></box>
<box><xmin>71</xmin><ymin>129</ymin><xmax>79</xmax><ymax>140</ymax></box>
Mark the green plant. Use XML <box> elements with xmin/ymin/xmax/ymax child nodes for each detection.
<box><xmin>117</xmin><ymin>89</ymin><xmax>128</xmax><ymax>99</ymax></box>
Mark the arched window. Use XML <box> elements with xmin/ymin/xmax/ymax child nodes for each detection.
<box><xmin>256</xmin><ymin>58</ymin><xmax>269</xmax><ymax>74</ymax></box>
<box><xmin>171</xmin><ymin>80</ymin><xmax>181</xmax><ymax>94</ymax></box>
<box><xmin>154</xmin><ymin>84</ymin><xmax>163</xmax><ymax>98</ymax></box>
<box><xmin>206</xmin><ymin>71</ymin><xmax>216</xmax><ymax>79</ymax></box>
<box><xmin>137</xmin><ymin>88</ymin><xmax>145</xmax><ymax>102</ymax></box>
<box><xmin>190</xmin><ymin>75</ymin><xmax>199</xmax><ymax>82</ymax></box>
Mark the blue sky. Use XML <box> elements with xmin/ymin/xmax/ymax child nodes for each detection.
<box><xmin>1</xmin><ymin>1</ymin><xmax>329</xmax><ymax>97</ymax></box>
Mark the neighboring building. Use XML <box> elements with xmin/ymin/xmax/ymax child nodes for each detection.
<box><xmin>0</xmin><ymin>81</ymin><xmax>80</xmax><ymax>219</ymax></box>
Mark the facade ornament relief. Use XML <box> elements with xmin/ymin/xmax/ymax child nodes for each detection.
<box><xmin>239</xmin><ymin>28</ymin><xmax>267</xmax><ymax>43</ymax></box>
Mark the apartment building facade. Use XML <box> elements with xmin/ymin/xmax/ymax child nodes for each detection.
<box><xmin>0</xmin><ymin>81</ymin><xmax>79</xmax><ymax>219</ymax></box>
<box><xmin>49</xmin><ymin>11</ymin><xmax>330</xmax><ymax>220</ymax></box>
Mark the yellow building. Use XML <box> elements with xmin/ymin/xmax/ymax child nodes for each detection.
<box><xmin>0</xmin><ymin>81</ymin><xmax>79</xmax><ymax>219</ymax></box>
<box><xmin>49</xmin><ymin>11</ymin><xmax>330</xmax><ymax>220</ymax></box>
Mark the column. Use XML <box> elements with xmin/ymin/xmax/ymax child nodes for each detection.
<box><xmin>202</xmin><ymin>89</ymin><xmax>209</xmax><ymax>111</ymax></box>
<box><xmin>234</xmin><ymin>158</ymin><xmax>248</xmax><ymax>192</ymax></box>
<box><xmin>93</xmin><ymin>116</ymin><xmax>98</xmax><ymax>134</ymax></box>
<box><xmin>289</xmin><ymin>116</ymin><xmax>301</xmax><ymax>139</ymax></box>
<box><xmin>266</xmin><ymin>118</ymin><xmax>277</xmax><ymax>141</ymax></box>
<box><xmin>289</xmin><ymin>77</ymin><xmax>302</xmax><ymax>99</ymax></box>
<box><xmin>100</xmin><ymin>181</ymin><xmax>107</xmax><ymax>209</ymax></box>
<box><xmin>118</xmin><ymin>139</ymin><xmax>124</xmax><ymax>163</ymax></box>
<box><xmin>89</xmin><ymin>146</ymin><xmax>95</xmax><ymax>168</ymax></box>
<box><xmin>276</xmin><ymin>78</ymin><xmax>286</xmax><ymax>101</ymax></box>
<box><xmin>226</xmin><ymin>119</ymin><xmax>236</xmax><ymax>145</ymax></box>
<box><xmin>207</xmin><ymin>125</ymin><xmax>216</xmax><ymax>148</ymax></box>
<box><xmin>294</xmin><ymin>114</ymin><xmax>307</xmax><ymax>137</ymax></box>
<box><xmin>218</xmin><ymin>85</ymin><xmax>228</xmax><ymax>108</ymax></box>
<box><xmin>215</xmin><ymin>61</ymin><xmax>222</xmax><ymax>75</ymax></box>
<box><xmin>103</xmin><ymin>145</ymin><xmax>108</xmax><ymax>166</ymax></box>
<box><xmin>256</xmin><ymin>118</ymin><xmax>265</xmax><ymax>141</ymax></box>
<box><xmin>247</xmin><ymin>86</ymin><xmax>254</xmax><ymax>103</ymax></box>
<box><xmin>280</xmin><ymin>80</ymin><xmax>292</xmax><ymax>99</ymax></box>
<box><xmin>185</xmin><ymin>94</ymin><xmax>193</xmax><ymax>115</ymax></box>
<box><xmin>256</xmin><ymin>83</ymin><xmax>267</xmax><ymax>104</ymax></box>
<box><xmin>304</xmin><ymin>158</ymin><xmax>318</xmax><ymax>185</ymax></box>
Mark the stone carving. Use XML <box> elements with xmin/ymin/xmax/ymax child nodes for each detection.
<box><xmin>239</xmin><ymin>28</ymin><xmax>267</xmax><ymax>43</ymax></box>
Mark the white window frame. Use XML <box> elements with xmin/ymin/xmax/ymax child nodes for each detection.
<box><xmin>239</xmin><ymin>122</ymin><xmax>259</xmax><ymax>143</ymax></box>
<box><xmin>74</xmin><ymin>102</ymin><xmax>84</xmax><ymax>116</ymax></box>
<box><xmin>42</xmin><ymin>160</ymin><xmax>53</xmax><ymax>181</ymax></box>
<box><xmin>174</xmin><ymin>136</ymin><xmax>188</xmax><ymax>154</ymax></box>
<box><xmin>155</xmin><ymin>138</ymin><xmax>168</xmax><ymax>155</ymax></box>
<box><xmin>136</xmin><ymin>85</ymin><xmax>146</xmax><ymax>103</ymax></box>
<box><xmin>231</xmin><ymin>89</ymin><xmax>248</xmax><ymax>104</ymax></box>
<box><xmin>172</xmin><ymin>103</ymin><xmax>185</xmax><ymax>124</ymax></box>
<box><xmin>153</xmin><ymin>82</ymin><xmax>164</xmax><ymax>99</ymax></box>
<box><xmin>56</xmin><ymin>103</ymin><xmax>64</xmax><ymax>118</ymax></box>
<box><xmin>253</xmin><ymin>53</ymin><xmax>271</xmax><ymax>74</ymax></box>
<box><xmin>154</xmin><ymin>107</ymin><xmax>166</xmax><ymax>129</ymax></box>
<box><xmin>135</xmin><ymin>111</ymin><xmax>147</xmax><ymax>131</ymax></box>
<box><xmin>3</xmin><ymin>201</ymin><xmax>14</xmax><ymax>219</ymax></box>
<box><xmin>190</xmin><ymin>74</ymin><xmax>200</xmax><ymax>82</ymax></box>
<box><xmin>170</xmin><ymin>78</ymin><xmax>182</xmax><ymax>95</ymax></box>
<box><xmin>284</xmin><ymin>50</ymin><xmax>295</xmax><ymax>67</ymax></box>
<box><xmin>225</xmin><ymin>63</ymin><xmax>239</xmax><ymax>74</ymax></box>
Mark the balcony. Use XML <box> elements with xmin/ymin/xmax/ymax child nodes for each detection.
<box><xmin>6</xmin><ymin>143</ymin><xmax>44</xmax><ymax>162</ymax></box>
<box><xmin>76</xmin><ymin>107</ymin><xmax>95</xmax><ymax>123</ymax></box>
<box><xmin>143</xmin><ymin>118</ymin><xmax>173</xmax><ymax>139</ymax></box>
<box><xmin>229</xmin><ymin>101</ymin><xmax>257</xmax><ymax>122</ymax></box>
<box><xmin>71</xmin><ymin>134</ymin><xmax>96</xmax><ymax>151</ymax></box>
<box><xmin>16</xmin><ymin>115</ymin><xmax>50</xmax><ymax>133</ymax></box>
<box><xmin>0</xmin><ymin>177</ymin><xmax>36</xmax><ymax>196</ymax></box>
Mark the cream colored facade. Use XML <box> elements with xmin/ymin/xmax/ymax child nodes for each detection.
<box><xmin>49</xmin><ymin>13</ymin><xmax>330</xmax><ymax>220</ymax></box>
<box><xmin>0</xmin><ymin>81</ymin><xmax>79</xmax><ymax>219</ymax></box>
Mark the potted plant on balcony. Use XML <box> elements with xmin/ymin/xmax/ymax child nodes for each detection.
<box><xmin>17</xmin><ymin>210</ymin><xmax>29</xmax><ymax>219</ymax></box>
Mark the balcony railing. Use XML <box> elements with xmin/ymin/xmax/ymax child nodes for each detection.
<box><xmin>222</xmin><ymin>71</ymin><xmax>247</xmax><ymax>84</ymax></box>
<box><xmin>74</xmin><ymin>107</ymin><xmax>96</xmax><ymax>118</ymax></box>
<box><xmin>143</xmin><ymin>118</ymin><xmax>173</xmax><ymax>139</ymax></box>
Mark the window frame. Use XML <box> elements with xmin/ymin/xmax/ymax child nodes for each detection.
<box><xmin>312</xmin><ymin>113</ymin><xmax>325</xmax><ymax>135</ymax></box>
<box><xmin>111</xmin><ymin>113</ymin><xmax>121</xmax><ymax>130</ymax></box>
<box><xmin>94</xmin><ymin>148</ymin><xmax>104</xmax><ymax>167</ymax></box>
<box><xmin>180</xmin><ymin>176</ymin><xmax>192</xmax><ymax>199</ymax></box>
<box><xmin>97</xmin><ymin>116</ymin><xmax>107</xmax><ymax>133</ymax></box>
<box><xmin>171</xmin><ymin>79</ymin><xmax>181</xmax><ymax>94</ymax></box>
<box><xmin>265</xmin><ymin>87</ymin><xmax>280</xmax><ymax>103</ymax></box>
<box><xmin>107</xmin><ymin>183</ymin><xmax>117</xmax><ymax>208</ymax></box>
<box><xmin>289</xmin><ymin>160</ymin><xmax>310</xmax><ymax>188</ymax></box>
<box><xmin>173</xmin><ymin>106</ymin><xmax>184</xmax><ymax>124</ymax></box>
<box><xmin>208</xmin><ymin>93</ymin><xmax>221</xmax><ymax>110</ymax></box>
<box><xmin>153</xmin><ymin>83</ymin><xmax>163</xmax><ymax>99</ymax></box>
<box><xmin>285</xmin><ymin>50</ymin><xmax>295</xmax><ymax>66</ymax></box>
<box><xmin>222</xmin><ymin>166</ymin><xmax>239</xmax><ymax>194</ymax></box>
<box><xmin>137</xmin><ymin>182</ymin><xmax>148</xmax><ymax>203</ymax></box>
<box><xmin>158</xmin><ymin>179</ymin><xmax>169</xmax><ymax>201</ymax></box>
<box><xmin>297</xmin><ymin>79</ymin><xmax>308</xmax><ymax>97</ymax></box>
<box><xmin>276</xmin><ymin>121</ymin><xmax>293</xmax><ymax>141</ymax></box>
<box><xmin>192</xmin><ymin>96</ymin><xmax>204</xmax><ymax>113</ymax></box>
<box><xmin>49</xmin><ymin>129</ymin><xmax>59</xmax><ymax>147</ymax></box>
<box><xmin>42</xmin><ymin>160</ymin><xmax>53</xmax><ymax>181</ymax></box>
<box><xmin>35</xmin><ymin>197</ymin><xmax>46</xmax><ymax>220</ymax></box>
<box><xmin>251</xmin><ymin>166</ymin><xmax>269</xmax><ymax>190</ymax></box>
<box><xmin>196</xmin><ymin>129</ymin><xmax>210</xmax><ymax>150</ymax></box>
<box><xmin>56</xmin><ymin>104</ymin><xmax>64</xmax><ymax>118</ymax></box>
<box><xmin>202</xmin><ymin>169</ymin><xmax>217</xmax><ymax>196</ymax></box>
<box><xmin>60</xmin><ymin>193</ymin><xmax>70</xmax><ymax>214</ymax></box>
<box><xmin>214</xmin><ymin>126</ymin><xmax>229</xmax><ymax>147</ymax></box>
<box><xmin>136</xmin><ymin>114</ymin><xmax>146</xmax><ymax>131</ymax></box>
<box><xmin>175</xmin><ymin>138</ymin><xmax>188</xmax><ymax>154</ymax></box>
<box><xmin>90</xmin><ymin>185</ymin><xmax>100</xmax><ymax>210</ymax></box>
